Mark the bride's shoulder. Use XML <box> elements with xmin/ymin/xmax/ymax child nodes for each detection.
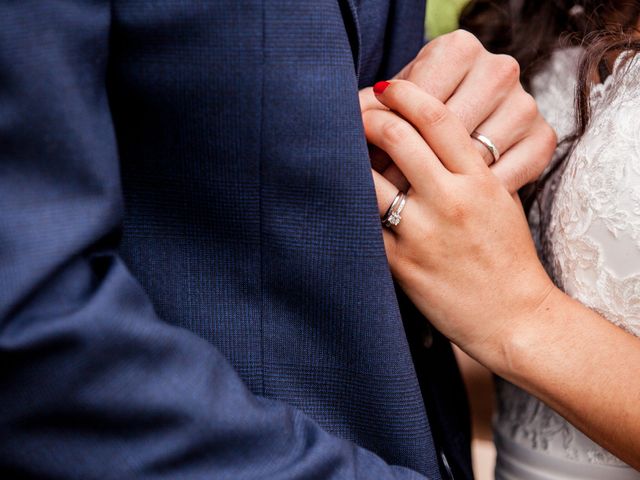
<box><xmin>612</xmin><ymin>50</ymin><xmax>640</xmax><ymax>88</ymax></box>
<box><xmin>591</xmin><ymin>51</ymin><xmax>640</xmax><ymax>110</ymax></box>
<box><xmin>582</xmin><ymin>51</ymin><xmax>640</xmax><ymax>157</ymax></box>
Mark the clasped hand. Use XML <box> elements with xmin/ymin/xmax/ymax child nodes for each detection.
<box><xmin>361</xmin><ymin>31</ymin><xmax>559</xmax><ymax>364</ymax></box>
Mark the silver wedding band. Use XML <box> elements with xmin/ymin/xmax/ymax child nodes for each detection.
<box><xmin>471</xmin><ymin>131</ymin><xmax>500</xmax><ymax>163</ymax></box>
<box><xmin>382</xmin><ymin>191</ymin><xmax>407</xmax><ymax>228</ymax></box>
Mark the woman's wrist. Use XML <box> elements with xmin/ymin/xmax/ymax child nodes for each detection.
<box><xmin>489</xmin><ymin>285</ymin><xmax>570</xmax><ymax>383</ymax></box>
<box><xmin>468</xmin><ymin>284</ymin><xmax>571</xmax><ymax>383</ymax></box>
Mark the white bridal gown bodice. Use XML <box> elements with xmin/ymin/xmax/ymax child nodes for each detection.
<box><xmin>494</xmin><ymin>47</ymin><xmax>640</xmax><ymax>479</ymax></box>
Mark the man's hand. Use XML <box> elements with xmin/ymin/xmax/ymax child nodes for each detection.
<box><xmin>360</xmin><ymin>30</ymin><xmax>557</xmax><ymax>194</ymax></box>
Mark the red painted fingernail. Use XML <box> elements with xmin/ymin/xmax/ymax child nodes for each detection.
<box><xmin>373</xmin><ymin>81</ymin><xmax>391</xmax><ymax>95</ymax></box>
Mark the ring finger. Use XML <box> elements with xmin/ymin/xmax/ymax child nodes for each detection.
<box><xmin>371</xmin><ymin>169</ymin><xmax>416</xmax><ymax>240</ymax></box>
<box><xmin>471</xmin><ymin>90</ymin><xmax>540</xmax><ymax>166</ymax></box>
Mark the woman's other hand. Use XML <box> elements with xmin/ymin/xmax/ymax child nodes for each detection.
<box><xmin>366</xmin><ymin>79</ymin><xmax>557</xmax><ymax>365</ymax></box>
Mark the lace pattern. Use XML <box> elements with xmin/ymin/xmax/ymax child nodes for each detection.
<box><xmin>495</xmin><ymin>49</ymin><xmax>640</xmax><ymax>469</ymax></box>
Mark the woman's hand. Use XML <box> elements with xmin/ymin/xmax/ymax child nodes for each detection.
<box><xmin>365</xmin><ymin>79</ymin><xmax>557</xmax><ymax>364</ymax></box>
<box><xmin>366</xmin><ymin>81</ymin><xmax>640</xmax><ymax>470</ymax></box>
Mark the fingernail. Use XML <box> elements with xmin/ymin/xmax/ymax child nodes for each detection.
<box><xmin>373</xmin><ymin>81</ymin><xmax>391</xmax><ymax>95</ymax></box>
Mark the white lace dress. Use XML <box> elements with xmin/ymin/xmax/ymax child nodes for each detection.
<box><xmin>494</xmin><ymin>48</ymin><xmax>640</xmax><ymax>480</ymax></box>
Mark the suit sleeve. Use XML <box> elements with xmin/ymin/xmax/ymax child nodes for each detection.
<box><xmin>0</xmin><ymin>2</ymin><xmax>429</xmax><ymax>479</ymax></box>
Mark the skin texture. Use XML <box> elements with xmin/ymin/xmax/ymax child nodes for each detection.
<box><xmin>360</xmin><ymin>29</ymin><xmax>556</xmax><ymax>195</ymax></box>
<box><xmin>365</xmin><ymin>79</ymin><xmax>640</xmax><ymax>468</ymax></box>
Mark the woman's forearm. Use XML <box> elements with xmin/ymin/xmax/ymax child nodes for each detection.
<box><xmin>487</xmin><ymin>287</ymin><xmax>640</xmax><ymax>468</ymax></box>
<box><xmin>362</xmin><ymin>79</ymin><xmax>639</xmax><ymax>467</ymax></box>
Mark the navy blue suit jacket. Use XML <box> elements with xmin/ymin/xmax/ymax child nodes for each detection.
<box><xmin>0</xmin><ymin>1</ymin><xmax>472</xmax><ymax>478</ymax></box>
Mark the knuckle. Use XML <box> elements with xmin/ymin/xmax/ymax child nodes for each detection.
<box><xmin>443</xmin><ymin>29</ymin><xmax>483</xmax><ymax>60</ymax></box>
<box><xmin>426</xmin><ymin>33</ymin><xmax>445</xmax><ymax>51</ymax></box>
<box><xmin>510</xmin><ymin>91</ymin><xmax>539</xmax><ymax>126</ymax></box>
<box><xmin>540</xmin><ymin>124</ymin><xmax>558</xmax><ymax>154</ymax></box>
<box><xmin>449</xmin><ymin>29</ymin><xmax>482</xmax><ymax>50</ymax></box>
<box><xmin>519</xmin><ymin>92</ymin><xmax>539</xmax><ymax>121</ymax></box>
<box><xmin>380</xmin><ymin>119</ymin><xmax>412</xmax><ymax>146</ymax></box>
<box><xmin>493</xmin><ymin>54</ymin><xmax>521</xmax><ymax>84</ymax></box>
<box><xmin>410</xmin><ymin>41</ymin><xmax>438</xmax><ymax>71</ymax></box>
<box><xmin>415</xmin><ymin>41</ymin><xmax>432</xmax><ymax>59</ymax></box>
<box><xmin>417</xmin><ymin>39</ymin><xmax>432</xmax><ymax>54</ymax></box>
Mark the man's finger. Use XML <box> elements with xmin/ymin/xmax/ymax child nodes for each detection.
<box><xmin>471</xmin><ymin>90</ymin><xmax>540</xmax><ymax>165</ymax></box>
<box><xmin>444</xmin><ymin>54</ymin><xmax>520</xmax><ymax>133</ymax></box>
<box><xmin>398</xmin><ymin>30</ymin><xmax>482</xmax><ymax>102</ymax></box>
<box><xmin>490</xmin><ymin>122</ymin><xmax>557</xmax><ymax>194</ymax></box>
<box><xmin>359</xmin><ymin>86</ymin><xmax>385</xmax><ymax>113</ymax></box>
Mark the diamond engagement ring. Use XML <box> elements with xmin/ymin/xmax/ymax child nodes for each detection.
<box><xmin>471</xmin><ymin>131</ymin><xmax>500</xmax><ymax>164</ymax></box>
<box><xmin>382</xmin><ymin>191</ymin><xmax>407</xmax><ymax>228</ymax></box>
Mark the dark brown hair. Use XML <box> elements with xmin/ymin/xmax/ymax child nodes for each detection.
<box><xmin>460</xmin><ymin>0</ymin><xmax>640</xmax><ymax>140</ymax></box>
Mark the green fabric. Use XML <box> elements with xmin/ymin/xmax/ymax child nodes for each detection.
<box><xmin>425</xmin><ymin>0</ymin><xmax>470</xmax><ymax>39</ymax></box>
